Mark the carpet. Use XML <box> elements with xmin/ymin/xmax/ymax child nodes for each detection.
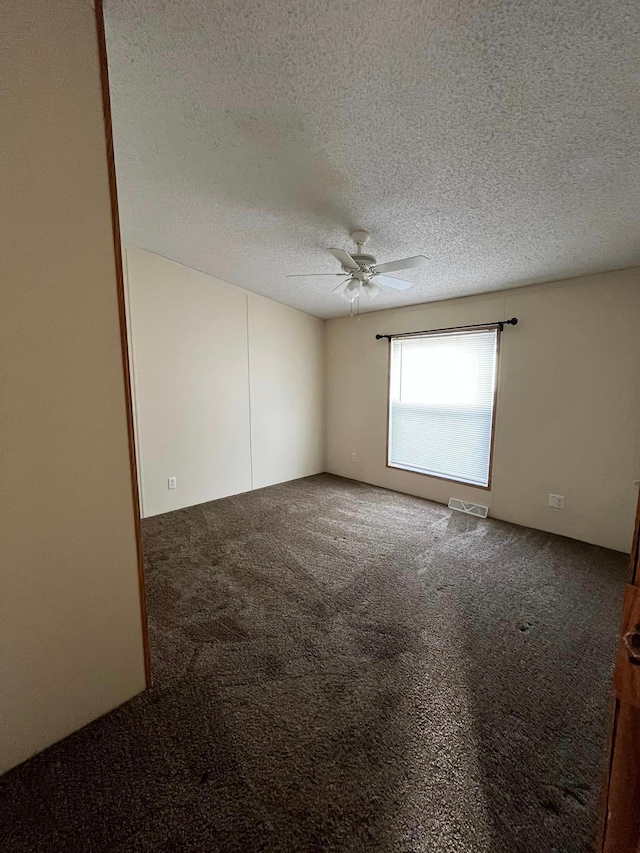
<box><xmin>0</xmin><ymin>474</ymin><xmax>628</xmax><ymax>852</ymax></box>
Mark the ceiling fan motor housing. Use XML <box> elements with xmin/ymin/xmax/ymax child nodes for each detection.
<box><xmin>343</xmin><ymin>253</ymin><xmax>377</xmax><ymax>277</ymax></box>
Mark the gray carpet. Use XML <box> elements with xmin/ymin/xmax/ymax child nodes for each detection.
<box><xmin>0</xmin><ymin>474</ymin><xmax>627</xmax><ymax>852</ymax></box>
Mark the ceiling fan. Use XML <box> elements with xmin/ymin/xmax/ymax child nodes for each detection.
<box><xmin>287</xmin><ymin>230</ymin><xmax>429</xmax><ymax>302</ymax></box>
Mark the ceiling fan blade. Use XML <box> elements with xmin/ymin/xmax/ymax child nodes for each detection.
<box><xmin>372</xmin><ymin>255</ymin><xmax>428</xmax><ymax>274</ymax></box>
<box><xmin>331</xmin><ymin>278</ymin><xmax>351</xmax><ymax>294</ymax></box>
<box><xmin>371</xmin><ymin>274</ymin><xmax>413</xmax><ymax>291</ymax></box>
<box><xmin>286</xmin><ymin>273</ymin><xmax>345</xmax><ymax>277</ymax></box>
<box><xmin>328</xmin><ymin>248</ymin><xmax>360</xmax><ymax>271</ymax></box>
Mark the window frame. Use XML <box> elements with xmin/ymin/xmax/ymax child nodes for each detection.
<box><xmin>385</xmin><ymin>325</ymin><xmax>501</xmax><ymax>491</ymax></box>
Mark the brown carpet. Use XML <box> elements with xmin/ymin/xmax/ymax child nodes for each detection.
<box><xmin>0</xmin><ymin>474</ymin><xmax>627</xmax><ymax>852</ymax></box>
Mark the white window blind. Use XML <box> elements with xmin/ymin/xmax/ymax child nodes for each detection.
<box><xmin>388</xmin><ymin>328</ymin><xmax>499</xmax><ymax>487</ymax></box>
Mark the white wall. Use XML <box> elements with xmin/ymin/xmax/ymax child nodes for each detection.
<box><xmin>326</xmin><ymin>269</ymin><xmax>640</xmax><ymax>554</ymax></box>
<box><xmin>0</xmin><ymin>0</ymin><xmax>147</xmax><ymax>774</ymax></box>
<box><xmin>124</xmin><ymin>245</ymin><xmax>325</xmax><ymax>516</ymax></box>
<box><xmin>125</xmin><ymin>246</ymin><xmax>252</xmax><ymax>516</ymax></box>
<box><xmin>249</xmin><ymin>294</ymin><xmax>326</xmax><ymax>490</ymax></box>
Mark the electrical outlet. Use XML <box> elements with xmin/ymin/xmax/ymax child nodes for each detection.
<box><xmin>548</xmin><ymin>493</ymin><xmax>565</xmax><ymax>509</ymax></box>
<box><xmin>351</xmin><ymin>452</ymin><xmax>357</xmax><ymax>462</ymax></box>
<box><xmin>168</xmin><ymin>477</ymin><xmax>177</xmax><ymax>490</ymax></box>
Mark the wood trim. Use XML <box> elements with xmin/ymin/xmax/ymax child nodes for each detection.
<box><xmin>599</xmin><ymin>488</ymin><xmax>640</xmax><ymax>851</ymax></box>
<box><xmin>121</xmin><ymin>248</ymin><xmax>146</xmax><ymax>517</ymax></box>
<box><xmin>596</xmin><ymin>696</ymin><xmax>620</xmax><ymax>852</ymax></box>
<box><xmin>613</xmin><ymin>584</ymin><xmax>640</xmax><ymax>709</ymax></box>
<box><xmin>630</xmin><ymin>488</ymin><xmax>640</xmax><ymax>586</ymax></box>
<box><xmin>384</xmin><ymin>327</ymin><xmax>501</xmax><ymax>494</ymax></box>
<box><xmin>94</xmin><ymin>0</ymin><xmax>151</xmax><ymax>687</ymax></box>
<box><xmin>602</xmin><ymin>701</ymin><xmax>640</xmax><ymax>852</ymax></box>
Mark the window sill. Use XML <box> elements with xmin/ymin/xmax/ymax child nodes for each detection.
<box><xmin>386</xmin><ymin>461</ymin><xmax>492</xmax><ymax>491</ymax></box>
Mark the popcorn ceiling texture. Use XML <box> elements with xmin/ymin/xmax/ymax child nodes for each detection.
<box><xmin>104</xmin><ymin>0</ymin><xmax>640</xmax><ymax>319</ymax></box>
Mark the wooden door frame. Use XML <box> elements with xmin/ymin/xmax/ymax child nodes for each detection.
<box><xmin>600</xmin><ymin>490</ymin><xmax>640</xmax><ymax>851</ymax></box>
<box><xmin>94</xmin><ymin>0</ymin><xmax>151</xmax><ymax>686</ymax></box>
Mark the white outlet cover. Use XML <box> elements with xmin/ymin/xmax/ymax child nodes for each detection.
<box><xmin>351</xmin><ymin>453</ymin><xmax>357</xmax><ymax>462</ymax></box>
<box><xmin>168</xmin><ymin>477</ymin><xmax>177</xmax><ymax>490</ymax></box>
<box><xmin>548</xmin><ymin>493</ymin><xmax>565</xmax><ymax>509</ymax></box>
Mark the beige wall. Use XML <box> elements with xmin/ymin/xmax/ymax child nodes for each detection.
<box><xmin>124</xmin><ymin>245</ymin><xmax>252</xmax><ymax>515</ymax></box>
<box><xmin>326</xmin><ymin>268</ymin><xmax>640</xmax><ymax>553</ymax></box>
<box><xmin>249</xmin><ymin>294</ymin><xmax>325</xmax><ymax>490</ymax></box>
<box><xmin>0</xmin><ymin>0</ymin><xmax>147</xmax><ymax>774</ymax></box>
<box><xmin>124</xmin><ymin>245</ymin><xmax>325</xmax><ymax>516</ymax></box>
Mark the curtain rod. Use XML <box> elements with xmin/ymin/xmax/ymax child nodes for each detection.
<box><xmin>375</xmin><ymin>318</ymin><xmax>518</xmax><ymax>341</ymax></box>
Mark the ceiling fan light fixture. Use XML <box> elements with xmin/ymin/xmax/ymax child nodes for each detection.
<box><xmin>343</xmin><ymin>280</ymin><xmax>360</xmax><ymax>300</ymax></box>
<box><xmin>288</xmin><ymin>230</ymin><xmax>428</xmax><ymax>308</ymax></box>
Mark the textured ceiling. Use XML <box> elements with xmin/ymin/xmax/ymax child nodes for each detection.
<box><xmin>104</xmin><ymin>0</ymin><xmax>640</xmax><ymax>319</ymax></box>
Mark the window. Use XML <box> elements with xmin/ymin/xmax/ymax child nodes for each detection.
<box><xmin>388</xmin><ymin>328</ymin><xmax>499</xmax><ymax>488</ymax></box>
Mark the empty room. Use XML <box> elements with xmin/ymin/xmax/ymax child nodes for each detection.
<box><xmin>2</xmin><ymin>0</ymin><xmax>640</xmax><ymax>851</ymax></box>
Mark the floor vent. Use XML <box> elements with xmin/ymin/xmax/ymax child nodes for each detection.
<box><xmin>448</xmin><ymin>497</ymin><xmax>489</xmax><ymax>518</ymax></box>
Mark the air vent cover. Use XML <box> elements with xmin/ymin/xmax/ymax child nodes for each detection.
<box><xmin>448</xmin><ymin>497</ymin><xmax>489</xmax><ymax>519</ymax></box>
